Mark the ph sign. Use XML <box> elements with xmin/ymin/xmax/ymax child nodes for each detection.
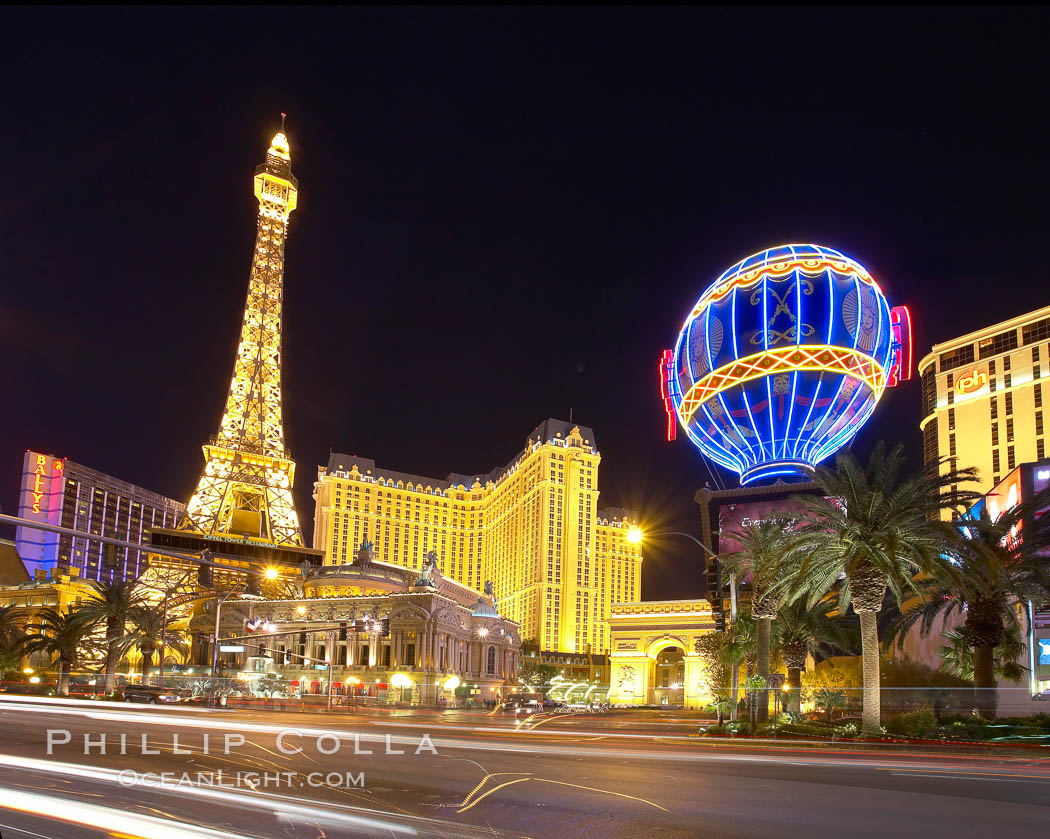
<box><xmin>955</xmin><ymin>366</ymin><xmax>989</xmax><ymax>399</ymax></box>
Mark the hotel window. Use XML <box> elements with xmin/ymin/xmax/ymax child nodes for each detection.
<box><xmin>948</xmin><ymin>408</ymin><xmax>955</xmax><ymax>431</ymax></box>
<box><xmin>978</xmin><ymin>330</ymin><xmax>1018</xmax><ymax>359</ymax></box>
<box><xmin>1039</xmin><ymin>439</ymin><xmax>1046</xmax><ymax>460</ymax></box>
<box><xmin>991</xmin><ymin>423</ymin><xmax>999</xmax><ymax>446</ymax></box>
<box><xmin>1005</xmin><ymin>393</ymin><xmax>1014</xmax><ymax>415</ymax></box>
<box><xmin>992</xmin><ymin>449</ymin><xmax>1000</xmax><ymax>476</ymax></box>
<box><xmin>990</xmin><ymin>399</ymin><xmax>998</xmax><ymax>420</ymax></box>
<box><xmin>1007</xmin><ymin>418</ymin><xmax>1014</xmax><ymax>442</ymax></box>
<box><xmin>1005</xmin><ymin>373</ymin><xmax>1012</xmax><ymax>388</ymax></box>
<box><xmin>1037</xmin><ymin>412</ymin><xmax>1044</xmax><ymax>437</ymax></box>
<box><xmin>1037</xmin><ymin>386</ymin><xmax>1044</xmax><ymax>409</ymax></box>
<box><xmin>939</xmin><ymin>344</ymin><xmax>975</xmax><ymax>372</ymax></box>
<box><xmin>1022</xmin><ymin>317</ymin><xmax>1050</xmax><ymax>345</ymax></box>
<box><xmin>946</xmin><ymin>373</ymin><xmax>954</xmax><ymax>404</ymax></box>
<box><xmin>921</xmin><ymin>367</ymin><xmax>937</xmax><ymax>417</ymax></box>
<box><xmin>1008</xmin><ymin>446</ymin><xmax>1016</xmax><ymax>471</ymax></box>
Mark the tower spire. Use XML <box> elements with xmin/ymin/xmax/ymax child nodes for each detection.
<box><xmin>180</xmin><ymin>126</ymin><xmax>303</xmax><ymax>546</ymax></box>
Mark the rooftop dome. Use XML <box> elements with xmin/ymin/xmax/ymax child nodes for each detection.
<box><xmin>471</xmin><ymin>598</ymin><xmax>499</xmax><ymax>618</ymax></box>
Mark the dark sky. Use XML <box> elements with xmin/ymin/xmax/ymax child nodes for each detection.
<box><xmin>5</xmin><ymin>7</ymin><xmax>1050</xmax><ymax>600</ymax></box>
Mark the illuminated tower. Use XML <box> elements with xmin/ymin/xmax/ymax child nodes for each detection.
<box><xmin>181</xmin><ymin>121</ymin><xmax>303</xmax><ymax>546</ymax></box>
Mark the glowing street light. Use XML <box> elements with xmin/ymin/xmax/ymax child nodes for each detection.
<box><xmin>627</xmin><ymin>526</ymin><xmax>643</xmax><ymax>545</ymax></box>
<box><xmin>391</xmin><ymin>672</ymin><xmax>412</xmax><ymax>704</ymax></box>
<box><xmin>264</xmin><ymin>567</ymin><xmax>279</xmax><ymax>580</ymax></box>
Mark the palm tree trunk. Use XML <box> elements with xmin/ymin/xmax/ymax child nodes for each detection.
<box><xmin>858</xmin><ymin>610</ymin><xmax>881</xmax><ymax>736</ymax></box>
<box><xmin>104</xmin><ymin>616</ymin><xmax>121</xmax><ymax>696</ymax></box>
<box><xmin>142</xmin><ymin>649</ymin><xmax>154</xmax><ymax>686</ymax></box>
<box><xmin>729</xmin><ymin>659</ymin><xmax>739</xmax><ymax>721</ymax></box>
<box><xmin>58</xmin><ymin>658</ymin><xmax>70</xmax><ymax>697</ymax></box>
<box><xmin>756</xmin><ymin>618</ymin><xmax>771</xmax><ymax>723</ymax></box>
<box><xmin>972</xmin><ymin>644</ymin><xmax>998</xmax><ymax>719</ymax></box>
<box><xmin>786</xmin><ymin>667</ymin><xmax>802</xmax><ymax>714</ymax></box>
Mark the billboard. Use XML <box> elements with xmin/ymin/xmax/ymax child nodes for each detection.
<box><xmin>717</xmin><ymin>495</ymin><xmax>817</xmax><ymax>557</ymax></box>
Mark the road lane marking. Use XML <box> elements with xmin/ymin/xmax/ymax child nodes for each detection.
<box><xmin>456</xmin><ymin>778</ymin><xmax>531</xmax><ymax>813</ymax></box>
<box><xmin>890</xmin><ymin>773</ymin><xmax>1050</xmax><ymax>784</ymax></box>
<box><xmin>531</xmin><ymin>778</ymin><xmax>670</xmax><ymax>812</ymax></box>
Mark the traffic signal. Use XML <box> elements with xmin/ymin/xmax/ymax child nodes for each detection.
<box><xmin>338</xmin><ymin>622</ymin><xmax>347</xmax><ymax>641</ymax></box>
<box><xmin>298</xmin><ymin>631</ymin><xmax>307</xmax><ymax>646</ymax></box>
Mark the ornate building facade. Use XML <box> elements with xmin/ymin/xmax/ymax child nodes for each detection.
<box><xmin>313</xmin><ymin>419</ymin><xmax>643</xmax><ymax>653</ymax></box>
<box><xmin>192</xmin><ymin>543</ymin><xmax>521</xmax><ymax>704</ymax></box>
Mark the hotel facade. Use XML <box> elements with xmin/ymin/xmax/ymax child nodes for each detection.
<box><xmin>919</xmin><ymin>305</ymin><xmax>1050</xmax><ymax>515</ymax></box>
<box><xmin>16</xmin><ymin>451</ymin><xmax>185</xmax><ymax>582</ymax></box>
<box><xmin>312</xmin><ymin>419</ymin><xmax>643</xmax><ymax>653</ymax></box>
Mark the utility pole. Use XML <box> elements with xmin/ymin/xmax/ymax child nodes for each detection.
<box><xmin>326</xmin><ymin>630</ymin><xmax>336</xmax><ymax>712</ymax></box>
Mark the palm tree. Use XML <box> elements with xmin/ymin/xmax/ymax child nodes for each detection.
<box><xmin>774</xmin><ymin>599</ymin><xmax>858</xmax><ymax>714</ymax></box>
<box><xmin>23</xmin><ymin>608</ymin><xmax>99</xmax><ymax>696</ymax></box>
<box><xmin>718</xmin><ymin>611</ymin><xmax>756</xmax><ymax>721</ymax></box>
<box><xmin>78</xmin><ymin>580</ymin><xmax>145</xmax><ymax>696</ymax></box>
<box><xmin>813</xmin><ymin>688</ymin><xmax>847</xmax><ymax>723</ymax></box>
<box><xmin>887</xmin><ymin>498</ymin><xmax>1050</xmax><ymax>717</ymax></box>
<box><xmin>783</xmin><ymin>443</ymin><xmax>976</xmax><ymax>736</ymax></box>
<box><xmin>939</xmin><ymin>624</ymin><xmax>1027</xmax><ymax>685</ymax></box>
<box><xmin>0</xmin><ymin>605</ymin><xmax>27</xmax><ymax>677</ymax></box>
<box><xmin>122</xmin><ymin>606</ymin><xmax>187</xmax><ymax>685</ymax></box>
<box><xmin>720</xmin><ymin>520</ymin><xmax>792</xmax><ymax>722</ymax></box>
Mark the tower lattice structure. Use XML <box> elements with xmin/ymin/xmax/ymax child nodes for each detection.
<box><xmin>181</xmin><ymin>124</ymin><xmax>303</xmax><ymax>546</ymax></box>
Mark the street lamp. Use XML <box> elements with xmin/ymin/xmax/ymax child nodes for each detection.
<box><xmin>264</xmin><ymin>567</ymin><xmax>279</xmax><ymax>581</ymax></box>
<box><xmin>391</xmin><ymin>672</ymin><xmax>412</xmax><ymax>704</ymax></box>
<box><xmin>628</xmin><ymin>527</ymin><xmax>738</xmax><ymax>620</ymax></box>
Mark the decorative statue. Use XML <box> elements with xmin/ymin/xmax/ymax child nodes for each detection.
<box><xmin>414</xmin><ymin>551</ymin><xmax>439</xmax><ymax>587</ymax></box>
<box><xmin>484</xmin><ymin>580</ymin><xmax>498</xmax><ymax>608</ymax></box>
<box><xmin>357</xmin><ymin>538</ymin><xmax>374</xmax><ymax>569</ymax></box>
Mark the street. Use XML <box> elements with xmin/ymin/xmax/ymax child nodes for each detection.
<box><xmin>0</xmin><ymin>696</ymin><xmax>1047</xmax><ymax>838</ymax></box>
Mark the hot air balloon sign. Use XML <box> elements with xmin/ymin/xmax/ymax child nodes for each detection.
<box><xmin>660</xmin><ymin>244</ymin><xmax>911</xmax><ymax>485</ymax></box>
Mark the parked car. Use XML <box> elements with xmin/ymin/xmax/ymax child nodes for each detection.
<box><xmin>122</xmin><ymin>684</ymin><xmax>191</xmax><ymax>704</ymax></box>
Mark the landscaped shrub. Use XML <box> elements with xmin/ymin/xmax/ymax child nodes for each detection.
<box><xmin>884</xmin><ymin>707</ymin><xmax>938</xmax><ymax>738</ymax></box>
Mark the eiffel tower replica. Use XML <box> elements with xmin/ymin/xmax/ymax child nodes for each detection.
<box><xmin>180</xmin><ymin>120</ymin><xmax>304</xmax><ymax>546</ymax></box>
<box><xmin>147</xmin><ymin>120</ymin><xmax>322</xmax><ymax>597</ymax></box>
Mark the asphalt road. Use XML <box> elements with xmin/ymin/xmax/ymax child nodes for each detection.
<box><xmin>0</xmin><ymin>696</ymin><xmax>1047</xmax><ymax>838</ymax></box>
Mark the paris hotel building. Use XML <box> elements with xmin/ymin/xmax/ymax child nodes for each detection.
<box><xmin>312</xmin><ymin>419</ymin><xmax>643</xmax><ymax>653</ymax></box>
<box><xmin>919</xmin><ymin>304</ymin><xmax>1050</xmax><ymax>516</ymax></box>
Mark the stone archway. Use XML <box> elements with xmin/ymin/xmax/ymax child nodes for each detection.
<box><xmin>645</xmin><ymin>637</ymin><xmax>686</xmax><ymax>706</ymax></box>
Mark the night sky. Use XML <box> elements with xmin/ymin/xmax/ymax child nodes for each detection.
<box><xmin>5</xmin><ymin>8</ymin><xmax>1050</xmax><ymax>601</ymax></box>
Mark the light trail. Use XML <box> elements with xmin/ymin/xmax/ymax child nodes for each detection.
<box><xmin>0</xmin><ymin>786</ymin><xmax>253</xmax><ymax>839</ymax></box>
<box><xmin>7</xmin><ymin>698</ymin><xmax>1049</xmax><ymax>776</ymax></box>
<box><xmin>0</xmin><ymin>754</ymin><xmax>423</xmax><ymax>835</ymax></box>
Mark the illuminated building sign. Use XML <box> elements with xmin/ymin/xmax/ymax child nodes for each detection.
<box><xmin>955</xmin><ymin>365</ymin><xmax>989</xmax><ymax>398</ymax></box>
<box><xmin>886</xmin><ymin>306</ymin><xmax>913</xmax><ymax>386</ymax></box>
<box><xmin>659</xmin><ymin>349</ymin><xmax>676</xmax><ymax>441</ymax></box>
<box><xmin>1040</xmin><ymin>639</ymin><xmax>1050</xmax><ymax>666</ymax></box>
<box><xmin>29</xmin><ymin>455</ymin><xmax>63</xmax><ymax>514</ymax></box>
